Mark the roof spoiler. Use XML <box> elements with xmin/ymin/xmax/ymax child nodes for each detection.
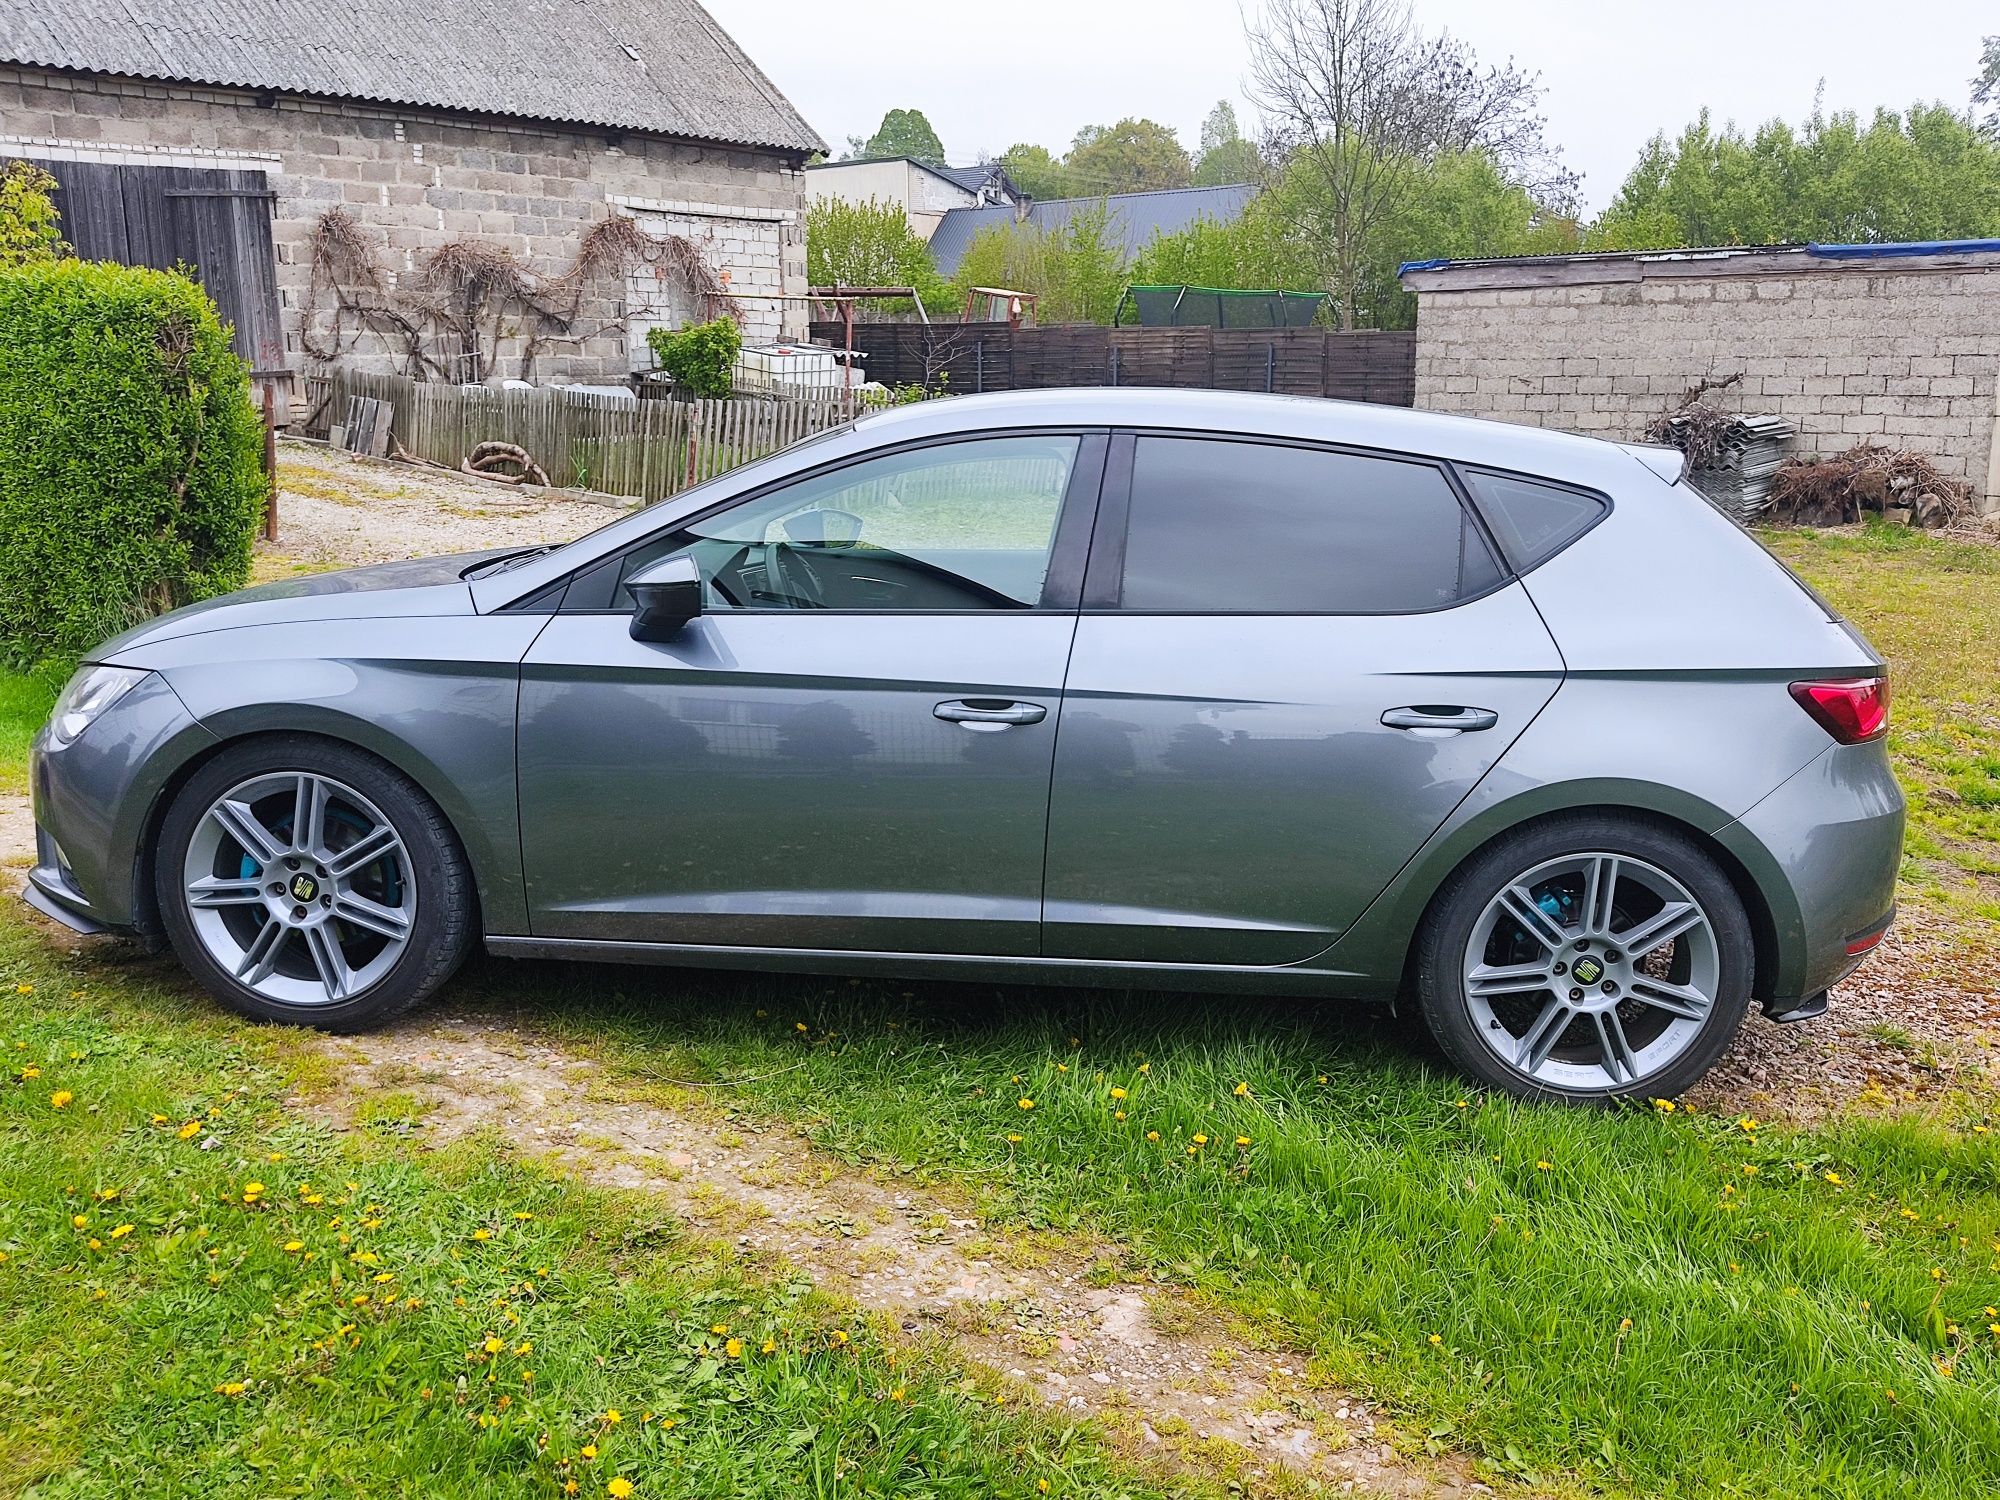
<box><xmin>1618</xmin><ymin>442</ymin><xmax>1688</xmax><ymax>485</ymax></box>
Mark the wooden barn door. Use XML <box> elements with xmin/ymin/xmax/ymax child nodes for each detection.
<box><xmin>31</xmin><ymin>158</ymin><xmax>287</xmax><ymax>392</ymax></box>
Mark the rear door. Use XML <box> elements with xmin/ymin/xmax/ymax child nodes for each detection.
<box><xmin>516</xmin><ymin>431</ymin><xmax>1105</xmax><ymax>957</ymax></box>
<box><xmin>1042</xmin><ymin>432</ymin><xmax>1564</xmax><ymax>965</ymax></box>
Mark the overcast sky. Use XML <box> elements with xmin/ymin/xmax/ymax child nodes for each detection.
<box><xmin>704</xmin><ymin>0</ymin><xmax>1994</xmax><ymax>212</ymax></box>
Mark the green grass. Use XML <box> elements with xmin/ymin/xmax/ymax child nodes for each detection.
<box><xmin>1765</xmin><ymin>520</ymin><xmax>2000</xmax><ymax>931</ymax></box>
<box><xmin>0</xmin><ymin>919</ymin><xmax>1186</xmax><ymax>1500</ymax></box>
<box><xmin>0</xmin><ymin>665</ymin><xmax>56</xmax><ymax>795</ymax></box>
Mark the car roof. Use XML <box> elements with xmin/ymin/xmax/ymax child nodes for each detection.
<box><xmin>846</xmin><ymin>388</ymin><xmax>1642</xmax><ymax>488</ymax></box>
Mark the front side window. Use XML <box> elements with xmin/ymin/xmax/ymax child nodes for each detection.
<box><xmin>1115</xmin><ymin>437</ymin><xmax>1502</xmax><ymax>613</ymax></box>
<box><xmin>615</xmin><ymin>435</ymin><xmax>1081</xmax><ymax>612</ymax></box>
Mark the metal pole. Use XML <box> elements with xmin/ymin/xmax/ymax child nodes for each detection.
<box><xmin>975</xmin><ymin>339</ymin><xmax>984</xmax><ymax>394</ymax></box>
<box><xmin>1265</xmin><ymin>342</ymin><xmax>1276</xmax><ymax>393</ymax></box>
<box><xmin>1110</xmin><ymin>346</ymin><xmax>1120</xmax><ymax>387</ymax></box>
<box><xmin>261</xmin><ymin>384</ymin><xmax>278</xmax><ymax>542</ymax></box>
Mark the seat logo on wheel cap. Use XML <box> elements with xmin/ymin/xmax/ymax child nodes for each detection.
<box><xmin>290</xmin><ymin>873</ymin><xmax>319</xmax><ymax>902</ymax></box>
<box><xmin>1572</xmin><ymin>955</ymin><xmax>1604</xmax><ymax>985</ymax></box>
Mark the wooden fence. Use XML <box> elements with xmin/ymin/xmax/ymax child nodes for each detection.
<box><xmin>812</xmin><ymin>322</ymin><xmax>1417</xmax><ymax>406</ymax></box>
<box><xmin>300</xmin><ymin>369</ymin><xmax>854</xmax><ymax>504</ymax></box>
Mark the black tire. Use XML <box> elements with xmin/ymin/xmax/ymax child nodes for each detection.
<box><xmin>156</xmin><ymin>735</ymin><xmax>475</xmax><ymax>1032</ymax></box>
<box><xmin>1413</xmin><ymin>813</ymin><xmax>1754</xmax><ymax>1103</ymax></box>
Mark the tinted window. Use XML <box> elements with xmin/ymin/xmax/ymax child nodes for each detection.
<box><xmin>1116</xmin><ymin>437</ymin><xmax>1502</xmax><ymax>613</ymax></box>
<box><xmin>1461</xmin><ymin>469</ymin><xmax>1606</xmax><ymax>571</ymax></box>
<box><xmin>611</xmin><ymin>435</ymin><xmax>1080</xmax><ymax>612</ymax></box>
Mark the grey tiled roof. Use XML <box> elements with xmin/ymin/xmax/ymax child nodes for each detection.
<box><xmin>927</xmin><ymin>183</ymin><xmax>1255</xmax><ymax>274</ymax></box>
<box><xmin>0</xmin><ymin>0</ymin><xmax>824</xmax><ymax>153</ymax></box>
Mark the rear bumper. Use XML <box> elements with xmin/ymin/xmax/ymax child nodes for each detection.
<box><xmin>1716</xmin><ymin>740</ymin><xmax>1905</xmax><ymax>1006</ymax></box>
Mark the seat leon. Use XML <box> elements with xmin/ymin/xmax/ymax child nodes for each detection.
<box><xmin>24</xmin><ymin>389</ymin><xmax>1903</xmax><ymax>1101</ymax></box>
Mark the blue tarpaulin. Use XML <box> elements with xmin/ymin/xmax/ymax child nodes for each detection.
<box><xmin>1809</xmin><ymin>239</ymin><xmax>2000</xmax><ymax>259</ymax></box>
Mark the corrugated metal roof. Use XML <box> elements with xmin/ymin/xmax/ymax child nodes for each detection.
<box><xmin>927</xmin><ymin>183</ymin><xmax>1256</xmax><ymax>274</ymax></box>
<box><xmin>0</xmin><ymin>0</ymin><xmax>824</xmax><ymax>153</ymax></box>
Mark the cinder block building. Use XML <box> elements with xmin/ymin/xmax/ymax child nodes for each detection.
<box><xmin>0</xmin><ymin>0</ymin><xmax>824</xmax><ymax>393</ymax></box>
<box><xmin>1400</xmin><ymin>243</ymin><xmax>2000</xmax><ymax>515</ymax></box>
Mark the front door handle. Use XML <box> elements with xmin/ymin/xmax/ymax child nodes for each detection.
<box><xmin>1381</xmin><ymin>705</ymin><xmax>1499</xmax><ymax>734</ymax></box>
<box><xmin>934</xmin><ymin>698</ymin><xmax>1048</xmax><ymax>730</ymax></box>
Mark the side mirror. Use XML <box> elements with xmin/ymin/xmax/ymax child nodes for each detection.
<box><xmin>626</xmin><ymin>554</ymin><xmax>703</xmax><ymax>641</ymax></box>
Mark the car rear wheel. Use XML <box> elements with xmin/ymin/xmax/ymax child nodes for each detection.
<box><xmin>1414</xmin><ymin>815</ymin><xmax>1754</xmax><ymax>1102</ymax></box>
<box><xmin>157</xmin><ymin>737</ymin><xmax>474</xmax><ymax>1031</ymax></box>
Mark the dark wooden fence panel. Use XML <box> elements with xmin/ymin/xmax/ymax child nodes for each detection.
<box><xmin>29</xmin><ymin>157</ymin><xmax>286</xmax><ymax>382</ymax></box>
<box><xmin>810</xmin><ymin>321</ymin><xmax>1415</xmax><ymax>405</ymax></box>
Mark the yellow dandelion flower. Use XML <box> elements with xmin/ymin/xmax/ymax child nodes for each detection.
<box><xmin>471</xmin><ymin>1228</ymin><xmax>493</xmax><ymax>1242</ymax></box>
<box><xmin>50</xmin><ymin>1090</ymin><xmax>72</xmax><ymax>1110</ymax></box>
<box><xmin>216</xmin><ymin>1381</ymin><xmax>247</xmax><ymax>1396</ymax></box>
<box><xmin>1454</xmin><ymin>1099</ymin><xmax>1468</xmax><ymax>1110</ymax></box>
<box><xmin>795</xmin><ymin>1022</ymin><xmax>808</xmax><ymax>1033</ymax></box>
<box><xmin>1536</xmin><ymin>1160</ymin><xmax>1553</xmax><ymax>1172</ymax></box>
<box><xmin>725</xmin><ymin>1338</ymin><xmax>743</xmax><ymax>1358</ymax></box>
<box><xmin>1618</xmin><ymin>1317</ymin><xmax>1633</xmax><ymax>1330</ymax></box>
<box><xmin>71</xmin><ymin>1214</ymin><xmax>87</xmax><ymax>1229</ymax></box>
<box><xmin>831</xmin><ymin>1330</ymin><xmax>849</xmax><ymax>1346</ymax></box>
<box><xmin>608</xmin><ymin>1480</ymin><xmax>635</xmax><ymax>1499</ymax></box>
<box><xmin>603</xmin><ymin>1408</ymin><xmax>622</xmax><ymax>1425</ymax></box>
<box><xmin>581</xmin><ymin>1443</ymin><xmax>599</xmax><ymax>1459</ymax></box>
<box><xmin>13</xmin><ymin>984</ymin><xmax>30</xmax><ymax>994</ymax></box>
<box><xmin>177</xmin><ymin>1121</ymin><xmax>202</xmax><ymax>1140</ymax></box>
<box><xmin>483</xmin><ymin>1336</ymin><xmax>504</xmax><ymax>1354</ymax></box>
<box><xmin>1427</xmin><ymin>1333</ymin><xmax>1443</xmax><ymax>1346</ymax></box>
<box><xmin>1109</xmin><ymin>1087</ymin><xmax>1127</xmax><ymax>1101</ymax></box>
<box><xmin>711</xmin><ymin>1322</ymin><xmax>729</xmax><ymax>1336</ymax></box>
<box><xmin>1233</xmin><ymin>1081</ymin><xmax>1250</xmax><ymax>1097</ymax></box>
<box><xmin>1146</xmin><ymin>1130</ymin><xmax>1161</xmax><ymax>1142</ymax></box>
<box><xmin>1235</xmin><ymin>1136</ymin><xmax>1251</xmax><ymax>1147</ymax></box>
<box><xmin>1114</xmin><ymin>1111</ymin><xmax>1126</xmax><ymax>1121</ymax></box>
<box><xmin>17</xmin><ymin>1065</ymin><xmax>38</xmax><ymax>1080</ymax></box>
<box><xmin>109</xmin><ymin>1223</ymin><xmax>133</xmax><ymax>1239</ymax></box>
<box><xmin>1017</xmin><ymin>1098</ymin><xmax>1034</xmax><ymax>1111</ymax></box>
<box><xmin>761</xmin><ymin>1337</ymin><xmax>776</xmax><ymax>1354</ymax></box>
<box><xmin>1137</xmin><ymin>1063</ymin><xmax>1150</xmax><ymax>1074</ymax></box>
<box><xmin>1824</xmin><ymin>1171</ymin><xmax>1843</xmax><ymax>1185</ymax></box>
<box><xmin>564</xmin><ymin>1483</ymin><xmax>580</xmax><ymax>1497</ymax></box>
<box><xmin>1653</xmin><ymin>1099</ymin><xmax>1676</xmax><ymax>1113</ymax></box>
<box><xmin>1742</xmin><ymin>1164</ymin><xmax>1759</xmax><ymax>1176</ymax></box>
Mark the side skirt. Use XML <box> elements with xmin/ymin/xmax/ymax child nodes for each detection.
<box><xmin>483</xmin><ymin>935</ymin><xmax>1382</xmax><ymax>999</ymax></box>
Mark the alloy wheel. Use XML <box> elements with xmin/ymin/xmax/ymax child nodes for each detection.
<box><xmin>1461</xmin><ymin>851</ymin><xmax>1719</xmax><ymax>1092</ymax></box>
<box><xmin>180</xmin><ymin>771</ymin><xmax>416</xmax><ymax>1006</ymax></box>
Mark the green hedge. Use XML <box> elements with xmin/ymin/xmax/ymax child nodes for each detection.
<box><xmin>0</xmin><ymin>259</ymin><xmax>265</xmax><ymax>669</ymax></box>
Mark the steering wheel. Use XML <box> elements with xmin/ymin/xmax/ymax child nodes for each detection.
<box><xmin>766</xmin><ymin>541</ymin><xmax>827</xmax><ymax>609</ymax></box>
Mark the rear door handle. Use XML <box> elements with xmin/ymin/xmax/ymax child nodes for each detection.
<box><xmin>934</xmin><ymin>698</ymin><xmax>1048</xmax><ymax>730</ymax></box>
<box><xmin>1381</xmin><ymin>705</ymin><xmax>1499</xmax><ymax>734</ymax></box>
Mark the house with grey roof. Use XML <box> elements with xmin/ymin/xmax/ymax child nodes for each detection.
<box><xmin>804</xmin><ymin>156</ymin><xmax>1019</xmax><ymax>242</ymax></box>
<box><xmin>926</xmin><ymin>183</ymin><xmax>1257</xmax><ymax>277</ymax></box>
<box><xmin>0</xmin><ymin>0</ymin><xmax>825</xmax><ymax>389</ymax></box>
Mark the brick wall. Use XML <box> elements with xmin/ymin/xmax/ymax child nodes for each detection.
<box><xmin>1407</xmin><ymin>253</ymin><xmax>2000</xmax><ymax>514</ymax></box>
<box><xmin>0</xmin><ymin>63</ymin><xmax>809</xmax><ymax>383</ymax></box>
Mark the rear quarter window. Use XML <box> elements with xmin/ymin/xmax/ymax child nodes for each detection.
<box><xmin>1458</xmin><ymin>468</ymin><xmax>1608</xmax><ymax>573</ymax></box>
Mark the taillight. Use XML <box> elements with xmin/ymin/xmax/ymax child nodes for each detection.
<box><xmin>1789</xmin><ymin>676</ymin><xmax>1889</xmax><ymax>744</ymax></box>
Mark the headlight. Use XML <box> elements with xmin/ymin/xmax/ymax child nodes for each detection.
<box><xmin>47</xmin><ymin>665</ymin><xmax>149</xmax><ymax>748</ymax></box>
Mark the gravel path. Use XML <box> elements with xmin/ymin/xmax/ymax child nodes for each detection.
<box><xmin>264</xmin><ymin>439</ymin><xmax>620</xmax><ymax>570</ymax></box>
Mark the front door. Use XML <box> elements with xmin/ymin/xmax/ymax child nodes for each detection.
<box><xmin>517</xmin><ymin>432</ymin><xmax>1104</xmax><ymax>956</ymax></box>
<box><xmin>1043</xmin><ymin>433</ymin><xmax>1564</xmax><ymax>966</ymax></box>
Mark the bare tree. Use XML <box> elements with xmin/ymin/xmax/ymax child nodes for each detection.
<box><xmin>1246</xmin><ymin>0</ymin><xmax>1569</xmax><ymax>326</ymax></box>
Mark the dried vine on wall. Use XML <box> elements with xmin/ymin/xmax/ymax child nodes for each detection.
<box><xmin>299</xmin><ymin>208</ymin><xmax>733</xmax><ymax>383</ymax></box>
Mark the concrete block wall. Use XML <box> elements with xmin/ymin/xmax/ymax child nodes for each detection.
<box><xmin>1409</xmin><ymin>258</ymin><xmax>2000</xmax><ymax>513</ymax></box>
<box><xmin>0</xmin><ymin>64</ymin><xmax>809</xmax><ymax>382</ymax></box>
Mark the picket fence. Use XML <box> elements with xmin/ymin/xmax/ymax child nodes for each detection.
<box><xmin>300</xmin><ymin>369</ymin><xmax>856</xmax><ymax>504</ymax></box>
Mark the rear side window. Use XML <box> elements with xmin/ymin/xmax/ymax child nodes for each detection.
<box><xmin>1115</xmin><ymin>436</ymin><xmax>1502</xmax><ymax>613</ymax></box>
<box><xmin>1459</xmin><ymin>468</ymin><xmax>1606</xmax><ymax>572</ymax></box>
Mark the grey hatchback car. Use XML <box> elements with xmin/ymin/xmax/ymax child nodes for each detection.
<box><xmin>26</xmin><ymin>388</ymin><xmax>1903</xmax><ymax>1101</ymax></box>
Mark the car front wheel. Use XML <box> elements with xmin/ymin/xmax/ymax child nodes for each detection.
<box><xmin>157</xmin><ymin>736</ymin><xmax>474</xmax><ymax>1031</ymax></box>
<box><xmin>1414</xmin><ymin>815</ymin><xmax>1755</xmax><ymax>1102</ymax></box>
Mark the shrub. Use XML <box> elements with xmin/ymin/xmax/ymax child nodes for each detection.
<box><xmin>647</xmin><ymin>316</ymin><xmax>743</xmax><ymax>399</ymax></box>
<box><xmin>0</xmin><ymin>260</ymin><xmax>265</xmax><ymax>669</ymax></box>
<box><xmin>0</xmin><ymin>159</ymin><xmax>67</xmax><ymax>268</ymax></box>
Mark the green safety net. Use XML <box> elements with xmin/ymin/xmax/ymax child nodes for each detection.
<box><xmin>1116</xmin><ymin>285</ymin><xmax>1328</xmax><ymax>328</ymax></box>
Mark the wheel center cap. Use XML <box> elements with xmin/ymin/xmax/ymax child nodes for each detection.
<box><xmin>289</xmin><ymin>873</ymin><xmax>320</xmax><ymax>903</ymax></box>
<box><xmin>1571</xmin><ymin>955</ymin><xmax>1605</xmax><ymax>986</ymax></box>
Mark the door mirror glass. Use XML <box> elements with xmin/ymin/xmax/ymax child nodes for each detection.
<box><xmin>627</xmin><ymin>554</ymin><xmax>703</xmax><ymax>640</ymax></box>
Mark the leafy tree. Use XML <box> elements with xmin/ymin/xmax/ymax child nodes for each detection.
<box><xmin>996</xmin><ymin>143</ymin><xmax>1071</xmax><ymax>201</ymax></box>
<box><xmin>1193</xmin><ymin>102</ymin><xmax>1263</xmax><ymax>186</ymax></box>
<box><xmin>859</xmin><ymin>108</ymin><xmax>947</xmax><ymax>166</ymax></box>
<box><xmin>1064</xmin><ymin>118</ymin><xmax>1193</xmax><ymax>193</ymax></box>
<box><xmin>1247</xmin><ymin>0</ymin><xmax>1569</xmax><ymax>326</ymax></box>
<box><xmin>0</xmin><ymin>160</ymin><xmax>67</xmax><ymax>268</ymax></box>
<box><xmin>1976</xmin><ymin>36</ymin><xmax>1999</xmax><ymax>135</ymax></box>
<box><xmin>1589</xmin><ymin>104</ymin><xmax>2000</xmax><ymax>249</ymax></box>
<box><xmin>950</xmin><ymin>200</ymin><xmax>1127</xmax><ymax>324</ymax></box>
<box><xmin>804</xmin><ymin>196</ymin><xmax>949</xmax><ymax>315</ymax></box>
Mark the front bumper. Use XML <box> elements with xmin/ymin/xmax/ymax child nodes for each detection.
<box><xmin>24</xmin><ymin>672</ymin><xmax>218</xmax><ymax>934</ymax></box>
<box><xmin>1717</xmin><ymin>740</ymin><xmax>1905</xmax><ymax>1006</ymax></box>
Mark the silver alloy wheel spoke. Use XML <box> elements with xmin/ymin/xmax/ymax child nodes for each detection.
<box><xmin>181</xmin><ymin>770</ymin><xmax>416</xmax><ymax>1008</ymax></box>
<box><xmin>1463</xmin><ymin>850</ymin><xmax>1720</xmax><ymax>1092</ymax></box>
